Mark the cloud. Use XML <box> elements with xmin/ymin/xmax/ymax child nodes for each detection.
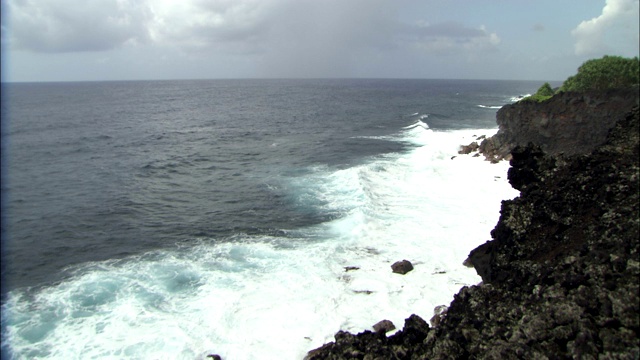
<box><xmin>5</xmin><ymin>0</ymin><xmax>153</xmax><ymax>52</ymax></box>
<box><xmin>147</xmin><ymin>0</ymin><xmax>274</xmax><ymax>53</ymax></box>
<box><xmin>254</xmin><ymin>0</ymin><xmax>399</xmax><ymax>77</ymax></box>
<box><xmin>4</xmin><ymin>0</ymin><xmax>500</xmax><ymax>57</ymax></box>
<box><xmin>572</xmin><ymin>0</ymin><xmax>640</xmax><ymax>56</ymax></box>
<box><xmin>3</xmin><ymin>0</ymin><xmax>506</xmax><ymax>79</ymax></box>
<box><xmin>4</xmin><ymin>0</ymin><xmax>276</xmax><ymax>53</ymax></box>
<box><xmin>403</xmin><ymin>21</ymin><xmax>500</xmax><ymax>55</ymax></box>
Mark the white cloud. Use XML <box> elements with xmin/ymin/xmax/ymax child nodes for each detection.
<box><xmin>572</xmin><ymin>0</ymin><xmax>640</xmax><ymax>56</ymax></box>
<box><xmin>147</xmin><ymin>0</ymin><xmax>274</xmax><ymax>53</ymax></box>
<box><xmin>405</xmin><ymin>21</ymin><xmax>501</xmax><ymax>55</ymax></box>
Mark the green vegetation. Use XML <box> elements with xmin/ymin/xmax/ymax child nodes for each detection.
<box><xmin>536</xmin><ymin>82</ymin><xmax>555</xmax><ymax>96</ymax></box>
<box><xmin>519</xmin><ymin>82</ymin><xmax>555</xmax><ymax>103</ymax></box>
<box><xmin>559</xmin><ymin>55</ymin><xmax>639</xmax><ymax>92</ymax></box>
<box><xmin>519</xmin><ymin>55</ymin><xmax>639</xmax><ymax>103</ymax></box>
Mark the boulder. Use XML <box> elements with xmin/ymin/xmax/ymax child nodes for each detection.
<box><xmin>372</xmin><ymin>319</ymin><xmax>396</xmax><ymax>334</ymax></box>
<box><xmin>391</xmin><ymin>260</ymin><xmax>413</xmax><ymax>274</ymax></box>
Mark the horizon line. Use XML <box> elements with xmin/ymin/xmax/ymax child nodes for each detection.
<box><xmin>0</xmin><ymin>77</ymin><xmax>563</xmax><ymax>85</ymax></box>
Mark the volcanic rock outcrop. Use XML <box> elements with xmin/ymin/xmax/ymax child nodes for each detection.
<box><xmin>477</xmin><ymin>87</ymin><xmax>638</xmax><ymax>162</ymax></box>
<box><xmin>305</xmin><ymin>100</ymin><xmax>639</xmax><ymax>359</ymax></box>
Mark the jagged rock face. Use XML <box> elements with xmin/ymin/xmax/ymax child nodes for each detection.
<box><xmin>479</xmin><ymin>88</ymin><xmax>639</xmax><ymax>162</ymax></box>
<box><xmin>305</xmin><ymin>104</ymin><xmax>639</xmax><ymax>359</ymax></box>
<box><xmin>304</xmin><ymin>315</ymin><xmax>430</xmax><ymax>360</ymax></box>
<box><xmin>458</xmin><ymin>141</ymin><xmax>479</xmax><ymax>155</ymax></box>
<box><xmin>452</xmin><ymin>106</ymin><xmax>639</xmax><ymax>358</ymax></box>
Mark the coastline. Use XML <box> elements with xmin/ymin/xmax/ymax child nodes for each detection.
<box><xmin>304</xmin><ymin>92</ymin><xmax>640</xmax><ymax>359</ymax></box>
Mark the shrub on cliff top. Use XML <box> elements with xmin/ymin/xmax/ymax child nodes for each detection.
<box><xmin>519</xmin><ymin>82</ymin><xmax>555</xmax><ymax>103</ymax></box>
<box><xmin>560</xmin><ymin>55</ymin><xmax>640</xmax><ymax>92</ymax></box>
<box><xmin>536</xmin><ymin>82</ymin><xmax>555</xmax><ymax>97</ymax></box>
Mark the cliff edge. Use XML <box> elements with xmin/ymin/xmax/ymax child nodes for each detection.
<box><xmin>477</xmin><ymin>88</ymin><xmax>638</xmax><ymax>162</ymax></box>
<box><xmin>305</xmin><ymin>101</ymin><xmax>639</xmax><ymax>359</ymax></box>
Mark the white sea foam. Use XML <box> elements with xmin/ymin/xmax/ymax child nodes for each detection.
<box><xmin>509</xmin><ymin>94</ymin><xmax>531</xmax><ymax>102</ymax></box>
<box><xmin>479</xmin><ymin>92</ymin><xmax>533</xmax><ymax>109</ymax></box>
<box><xmin>402</xmin><ymin>120</ymin><xmax>429</xmax><ymax>130</ymax></box>
<box><xmin>2</xmin><ymin>125</ymin><xmax>518</xmax><ymax>360</ymax></box>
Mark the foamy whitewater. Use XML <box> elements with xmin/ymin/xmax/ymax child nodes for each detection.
<box><xmin>1</xmin><ymin>79</ymin><xmax>536</xmax><ymax>359</ymax></box>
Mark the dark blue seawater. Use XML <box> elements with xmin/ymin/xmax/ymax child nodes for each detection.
<box><xmin>1</xmin><ymin>79</ymin><xmax>544</xmax><ymax>359</ymax></box>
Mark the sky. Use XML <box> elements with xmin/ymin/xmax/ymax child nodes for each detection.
<box><xmin>1</xmin><ymin>0</ymin><xmax>638</xmax><ymax>82</ymax></box>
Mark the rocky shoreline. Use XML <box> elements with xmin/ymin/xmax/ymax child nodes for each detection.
<box><xmin>304</xmin><ymin>92</ymin><xmax>639</xmax><ymax>359</ymax></box>
<box><xmin>464</xmin><ymin>88</ymin><xmax>639</xmax><ymax>162</ymax></box>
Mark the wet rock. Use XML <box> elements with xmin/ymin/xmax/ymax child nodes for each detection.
<box><xmin>391</xmin><ymin>260</ymin><xmax>414</xmax><ymax>274</ymax></box>
<box><xmin>372</xmin><ymin>319</ymin><xmax>395</xmax><ymax>334</ymax></box>
<box><xmin>304</xmin><ymin>330</ymin><xmax>395</xmax><ymax>360</ymax></box>
<box><xmin>467</xmin><ymin>240</ymin><xmax>495</xmax><ymax>282</ymax></box>
<box><xmin>396</xmin><ymin>314</ymin><xmax>430</xmax><ymax>344</ymax></box>
<box><xmin>353</xmin><ymin>290</ymin><xmax>374</xmax><ymax>295</ymax></box>
<box><xmin>429</xmin><ymin>305</ymin><xmax>448</xmax><ymax>327</ymax></box>
<box><xmin>458</xmin><ymin>141</ymin><xmax>479</xmax><ymax>154</ymax></box>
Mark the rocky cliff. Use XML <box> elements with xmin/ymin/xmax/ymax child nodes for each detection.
<box><xmin>305</xmin><ymin>101</ymin><xmax>639</xmax><ymax>359</ymax></box>
<box><xmin>477</xmin><ymin>88</ymin><xmax>638</xmax><ymax>162</ymax></box>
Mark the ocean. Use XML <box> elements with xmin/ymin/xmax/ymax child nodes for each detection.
<box><xmin>1</xmin><ymin>79</ymin><xmax>539</xmax><ymax>359</ymax></box>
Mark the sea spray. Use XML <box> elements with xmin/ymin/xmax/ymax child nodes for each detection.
<box><xmin>3</xmin><ymin>79</ymin><xmax>540</xmax><ymax>359</ymax></box>
<box><xmin>3</xmin><ymin>127</ymin><xmax>518</xmax><ymax>359</ymax></box>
